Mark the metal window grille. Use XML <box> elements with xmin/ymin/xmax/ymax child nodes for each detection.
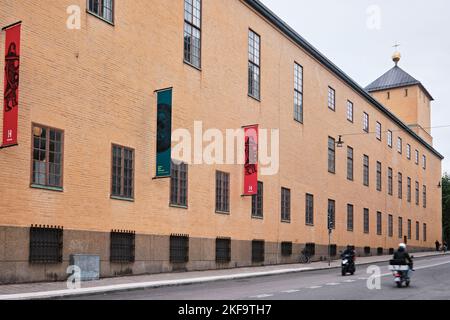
<box><xmin>328</xmin><ymin>137</ymin><xmax>336</xmax><ymax>173</ymax></box>
<box><xmin>110</xmin><ymin>230</ymin><xmax>135</xmax><ymax>263</ymax></box>
<box><xmin>252</xmin><ymin>240</ymin><xmax>265</xmax><ymax>263</ymax></box>
<box><xmin>170</xmin><ymin>234</ymin><xmax>189</xmax><ymax>263</ymax></box>
<box><xmin>88</xmin><ymin>0</ymin><xmax>114</xmax><ymax>23</ymax></box>
<box><xmin>281</xmin><ymin>188</ymin><xmax>291</xmax><ymax>222</ymax></box>
<box><xmin>305</xmin><ymin>194</ymin><xmax>314</xmax><ymax>225</ymax></box>
<box><xmin>281</xmin><ymin>242</ymin><xmax>293</xmax><ymax>257</ymax></box>
<box><xmin>305</xmin><ymin>243</ymin><xmax>316</xmax><ymax>256</ymax></box>
<box><xmin>251</xmin><ymin>181</ymin><xmax>264</xmax><ymax>218</ymax></box>
<box><xmin>184</xmin><ymin>0</ymin><xmax>201</xmax><ymax>68</ymax></box>
<box><xmin>248</xmin><ymin>30</ymin><xmax>261</xmax><ymax>99</ymax></box>
<box><xmin>216</xmin><ymin>238</ymin><xmax>231</xmax><ymax>263</ymax></box>
<box><xmin>364</xmin><ymin>247</ymin><xmax>371</xmax><ymax>255</ymax></box>
<box><xmin>329</xmin><ymin>244</ymin><xmax>337</xmax><ymax>257</ymax></box>
<box><xmin>294</xmin><ymin>63</ymin><xmax>303</xmax><ymax>123</ymax></box>
<box><xmin>215</xmin><ymin>171</ymin><xmax>230</xmax><ymax>213</ymax></box>
<box><xmin>377</xmin><ymin>248</ymin><xmax>384</xmax><ymax>256</ymax></box>
<box><xmin>171</xmin><ymin>162</ymin><xmax>188</xmax><ymax>207</ymax></box>
<box><xmin>112</xmin><ymin>145</ymin><xmax>134</xmax><ymax>199</ymax></box>
<box><xmin>29</xmin><ymin>225</ymin><xmax>63</xmax><ymax>264</ymax></box>
<box><xmin>328</xmin><ymin>87</ymin><xmax>335</xmax><ymax>111</ymax></box>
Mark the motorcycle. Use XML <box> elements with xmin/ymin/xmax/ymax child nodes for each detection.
<box><xmin>389</xmin><ymin>257</ymin><xmax>414</xmax><ymax>288</ymax></box>
<box><xmin>341</xmin><ymin>253</ymin><xmax>356</xmax><ymax>276</ymax></box>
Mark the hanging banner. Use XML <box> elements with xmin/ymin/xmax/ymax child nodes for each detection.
<box><xmin>2</xmin><ymin>23</ymin><xmax>21</xmax><ymax>148</ymax></box>
<box><xmin>155</xmin><ymin>88</ymin><xmax>172</xmax><ymax>177</ymax></box>
<box><xmin>243</xmin><ymin>125</ymin><xmax>258</xmax><ymax>196</ymax></box>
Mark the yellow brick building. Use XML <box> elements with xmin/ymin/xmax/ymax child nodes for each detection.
<box><xmin>0</xmin><ymin>0</ymin><xmax>443</xmax><ymax>284</ymax></box>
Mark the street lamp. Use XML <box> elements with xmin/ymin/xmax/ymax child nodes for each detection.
<box><xmin>336</xmin><ymin>135</ymin><xmax>344</xmax><ymax>148</ymax></box>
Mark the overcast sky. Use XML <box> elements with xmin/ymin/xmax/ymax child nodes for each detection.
<box><xmin>260</xmin><ymin>0</ymin><xmax>450</xmax><ymax>174</ymax></box>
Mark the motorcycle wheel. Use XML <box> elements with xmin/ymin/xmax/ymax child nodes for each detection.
<box><xmin>405</xmin><ymin>281</ymin><xmax>410</xmax><ymax>287</ymax></box>
<box><xmin>351</xmin><ymin>271</ymin><xmax>355</xmax><ymax>276</ymax></box>
<box><xmin>342</xmin><ymin>269</ymin><xmax>346</xmax><ymax>276</ymax></box>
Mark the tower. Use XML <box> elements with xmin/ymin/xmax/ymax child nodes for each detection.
<box><xmin>366</xmin><ymin>50</ymin><xmax>434</xmax><ymax>145</ymax></box>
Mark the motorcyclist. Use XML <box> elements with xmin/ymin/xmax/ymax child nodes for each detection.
<box><xmin>341</xmin><ymin>245</ymin><xmax>356</xmax><ymax>262</ymax></box>
<box><xmin>393</xmin><ymin>243</ymin><xmax>413</xmax><ymax>278</ymax></box>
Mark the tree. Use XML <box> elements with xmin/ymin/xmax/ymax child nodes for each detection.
<box><xmin>443</xmin><ymin>173</ymin><xmax>450</xmax><ymax>244</ymax></box>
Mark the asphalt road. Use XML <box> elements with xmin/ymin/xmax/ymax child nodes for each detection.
<box><xmin>63</xmin><ymin>254</ymin><xmax>450</xmax><ymax>300</ymax></box>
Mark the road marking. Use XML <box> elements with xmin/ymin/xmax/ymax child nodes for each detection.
<box><xmin>251</xmin><ymin>294</ymin><xmax>274</xmax><ymax>299</ymax></box>
<box><xmin>326</xmin><ymin>283</ymin><xmax>340</xmax><ymax>286</ymax></box>
<box><xmin>282</xmin><ymin>289</ymin><xmax>300</xmax><ymax>293</ymax></box>
<box><xmin>343</xmin><ymin>280</ymin><xmax>356</xmax><ymax>283</ymax></box>
<box><xmin>309</xmin><ymin>286</ymin><xmax>322</xmax><ymax>289</ymax></box>
<box><xmin>358</xmin><ymin>277</ymin><xmax>368</xmax><ymax>280</ymax></box>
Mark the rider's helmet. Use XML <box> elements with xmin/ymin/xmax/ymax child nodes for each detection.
<box><xmin>399</xmin><ymin>243</ymin><xmax>407</xmax><ymax>250</ymax></box>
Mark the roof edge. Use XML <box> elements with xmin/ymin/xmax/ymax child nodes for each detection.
<box><xmin>244</xmin><ymin>0</ymin><xmax>443</xmax><ymax>159</ymax></box>
<box><xmin>367</xmin><ymin>83</ymin><xmax>434</xmax><ymax>101</ymax></box>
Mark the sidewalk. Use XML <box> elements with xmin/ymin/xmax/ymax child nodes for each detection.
<box><xmin>0</xmin><ymin>251</ymin><xmax>446</xmax><ymax>300</ymax></box>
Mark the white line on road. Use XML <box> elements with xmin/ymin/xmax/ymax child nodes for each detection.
<box><xmin>309</xmin><ymin>286</ymin><xmax>323</xmax><ymax>289</ymax></box>
<box><xmin>326</xmin><ymin>283</ymin><xmax>340</xmax><ymax>286</ymax></box>
<box><xmin>251</xmin><ymin>294</ymin><xmax>274</xmax><ymax>299</ymax></box>
<box><xmin>282</xmin><ymin>290</ymin><xmax>300</xmax><ymax>293</ymax></box>
<box><xmin>343</xmin><ymin>280</ymin><xmax>356</xmax><ymax>283</ymax></box>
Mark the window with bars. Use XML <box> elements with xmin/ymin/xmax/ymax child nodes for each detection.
<box><xmin>387</xmin><ymin>130</ymin><xmax>393</xmax><ymax>148</ymax></box>
<box><xmin>347</xmin><ymin>100</ymin><xmax>353</xmax><ymax>122</ymax></box>
<box><xmin>416</xmin><ymin>221</ymin><xmax>420</xmax><ymax>241</ymax></box>
<box><xmin>423</xmin><ymin>224</ymin><xmax>427</xmax><ymax>242</ymax></box>
<box><xmin>252</xmin><ymin>240</ymin><xmax>265</xmax><ymax>263</ymax></box>
<box><xmin>364</xmin><ymin>247</ymin><xmax>371</xmax><ymax>255</ymax></box>
<box><xmin>397</xmin><ymin>137</ymin><xmax>403</xmax><ymax>154</ymax></box>
<box><xmin>328</xmin><ymin>137</ymin><xmax>336</xmax><ymax>174</ymax></box>
<box><xmin>363</xmin><ymin>155</ymin><xmax>369</xmax><ymax>186</ymax></box>
<box><xmin>281</xmin><ymin>242</ymin><xmax>293</xmax><ymax>257</ymax></box>
<box><xmin>29</xmin><ymin>225</ymin><xmax>63</xmax><ymax>264</ymax></box>
<box><xmin>305</xmin><ymin>194</ymin><xmax>314</xmax><ymax>226</ymax></box>
<box><xmin>376</xmin><ymin>161</ymin><xmax>382</xmax><ymax>191</ymax></box>
<box><xmin>248</xmin><ymin>30</ymin><xmax>261</xmax><ymax>100</ymax></box>
<box><xmin>170</xmin><ymin>162</ymin><xmax>188</xmax><ymax>207</ymax></box>
<box><xmin>388</xmin><ymin>167</ymin><xmax>393</xmax><ymax>196</ymax></box>
<box><xmin>216</xmin><ymin>238</ymin><xmax>231</xmax><ymax>263</ymax></box>
<box><xmin>88</xmin><ymin>0</ymin><xmax>114</xmax><ymax>23</ymax></box>
<box><xmin>328</xmin><ymin>199</ymin><xmax>336</xmax><ymax>230</ymax></box>
<box><xmin>398</xmin><ymin>217</ymin><xmax>403</xmax><ymax>239</ymax></box>
<box><xmin>377</xmin><ymin>212</ymin><xmax>382</xmax><ymax>235</ymax></box>
<box><xmin>294</xmin><ymin>63</ymin><xmax>303</xmax><ymax>123</ymax></box>
<box><xmin>110</xmin><ymin>230</ymin><xmax>135</xmax><ymax>263</ymax></box>
<box><xmin>364</xmin><ymin>208</ymin><xmax>370</xmax><ymax>234</ymax></box>
<box><xmin>281</xmin><ymin>188</ymin><xmax>291</xmax><ymax>222</ymax></box>
<box><xmin>377</xmin><ymin>247</ymin><xmax>384</xmax><ymax>256</ymax></box>
<box><xmin>170</xmin><ymin>235</ymin><xmax>189</xmax><ymax>263</ymax></box>
<box><xmin>32</xmin><ymin>125</ymin><xmax>64</xmax><ymax>189</ymax></box>
<box><xmin>347</xmin><ymin>204</ymin><xmax>354</xmax><ymax>232</ymax></box>
<box><xmin>376</xmin><ymin>122</ymin><xmax>382</xmax><ymax>141</ymax></box>
<box><xmin>408</xmin><ymin>220</ymin><xmax>412</xmax><ymax>240</ymax></box>
<box><xmin>347</xmin><ymin>146</ymin><xmax>354</xmax><ymax>181</ymax></box>
<box><xmin>398</xmin><ymin>172</ymin><xmax>403</xmax><ymax>199</ymax></box>
<box><xmin>423</xmin><ymin>185</ymin><xmax>427</xmax><ymax>208</ymax></box>
<box><xmin>328</xmin><ymin>87</ymin><xmax>335</xmax><ymax>111</ymax></box>
<box><xmin>184</xmin><ymin>0</ymin><xmax>201</xmax><ymax>68</ymax></box>
<box><xmin>415</xmin><ymin>181</ymin><xmax>420</xmax><ymax>206</ymax></box>
<box><xmin>363</xmin><ymin>112</ymin><xmax>369</xmax><ymax>132</ymax></box>
<box><xmin>407</xmin><ymin>177</ymin><xmax>412</xmax><ymax>203</ymax></box>
<box><xmin>215</xmin><ymin>171</ymin><xmax>230</xmax><ymax>213</ymax></box>
<box><xmin>407</xmin><ymin>144</ymin><xmax>411</xmax><ymax>160</ymax></box>
<box><xmin>388</xmin><ymin>214</ymin><xmax>393</xmax><ymax>237</ymax></box>
<box><xmin>415</xmin><ymin>150</ymin><xmax>419</xmax><ymax>165</ymax></box>
<box><xmin>252</xmin><ymin>181</ymin><xmax>264</xmax><ymax>218</ymax></box>
<box><xmin>111</xmin><ymin>145</ymin><xmax>134</xmax><ymax>199</ymax></box>
<box><xmin>305</xmin><ymin>243</ymin><xmax>316</xmax><ymax>256</ymax></box>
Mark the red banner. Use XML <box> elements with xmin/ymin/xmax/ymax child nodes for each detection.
<box><xmin>243</xmin><ymin>125</ymin><xmax>258</xmax><ymax>196</ymax></box>
<box><xmin>2</xmin><ymin>23</ymin><xmax>21</xmax><ymax>147</ymax></box>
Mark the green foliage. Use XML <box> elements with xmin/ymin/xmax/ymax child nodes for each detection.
<box><xmin>443</xmin><ymin>173</ymin><xmax>450</xmax><ymax>243</ymax></box>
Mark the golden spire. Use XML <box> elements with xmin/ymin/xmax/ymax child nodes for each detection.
<box><xmin>392</xmin><ymin>42</ymin><xmax>401</xmax><ymax>66</ymax></box>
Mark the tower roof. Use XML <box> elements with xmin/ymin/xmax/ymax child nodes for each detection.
<box><xmin>366</xmin><ymin>65</ymin><xmax>434</xmax><ymax>101</ymax></box>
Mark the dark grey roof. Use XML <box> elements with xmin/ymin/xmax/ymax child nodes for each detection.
<box><xmin>244</xmin><ymin>0</ymin><xmax>443</xmax><ymax>160</ymax></box>
<box><xmin>366</xmin><ymin>66</ymin><xmax>434</xmax><ymax>100</ymax></box>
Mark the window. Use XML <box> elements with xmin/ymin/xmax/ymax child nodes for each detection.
<box><xmin>422</xmin><ymin>155</ymin><xmax>427</xmax><ymax>169</ymax></box>
<box><xmin>252</xmin><ymin>181</ymin><xmax>264</xmax><ymax>218</ymax></box>
<box><xmin>415</xmin><ymin>181</ymin><xmax>420</xmax><ymax>206</ymax></box>
<box><xmin>248</xmin><ymin>30</ymin><xmax>261</xmax><ymax>100</ymax></box>
<box><xmin>363</xmin><ymin>208</ymin><xmax>370</xmax><ymax>234</ymax></box>
<box><xmin>363</xmin><ymin>155</ymin><xmax>369</xmax><ymax>187</ymax></box>
<box><xmin>423</xmin><ymin>224</ymin><xmax>427</xmax><ymax>242</ymax></box>
<box><xmin>328</xmin><ymin>137</ymin><xmax>336</xmax><ymax>174</ymax></box>
<box><xmin>347</xmin><ymin>100</ymin><xmax>353</xmax><ymax>122</ymax></box>
<box><xmin>364</xmin><ymin>247</ymin><xmax>371</xmax><ymax>255</ymax></box>
<box><xmin>376</xmin><ymin>161</ymin><xmax>382</xmax><ymax>191</ymax></box>
<box><xmin>405</xmin><ymin>89</ymin><xmax>408</xmax><ymax>97</ymax></box>
<box><xmin>216</xmin><ymin>171</ymin><xmax>230</xmax><ymax>213</ymax></box>
<box><xmin>388</xmin><ymin>167</ymin><xmax>393</xmax><ymax>196</ymax></box>
<box><xmin>329</xmin><ymin>244</ymin><xmax>337</xmax><ymax>257</ymax></box>
<box><xmin>397</xmin><ymin>137</ymin><xmax>402</xmax><ymax>154</ymax></box>
<box><xmin>347</xmin><ymin>146</ymin><xmax>354</xmax><ymax>181</ymax></box>
<box><xmin>387</xmin><ymin>91</ymin><xmax>390</xmax><ymax>100</ymax></box>
<box><xmin>111</xmin><ymin>145</ymin><xmax>134</xmax><ymax>199</ymax></box>
<box><xmin>32</xmin><ymin>125</ymin><xmax>64</xmax><ymax>189</ymax></box>
<box><xmin>376</xmin><ymin>122</ymin><xmax>382</xmax><ymax>141</ymax></box>
<box><xmin>363</xmin><ymin>112</ymin><xmax>369</xmax><ymax>132</ymax></box>
<box><xmin>415</xmin><ymin>150</ymin><xmax>419</xmax><ymax>165</ymax></box>
<box><xmin>408</xmin><ymin>220</ymin><xmax>412</xmax><ymax>240</ymax></box>
<box><xmin>170</xmin><ymin>235</ymin><xmax>189</xmax><ymax>263</ymax></box>
<box><xmin>407</xmin><ymin>144</ymin><xmax>411</xmax><ymax>160</ymax></box>
<box><xmin>184</xmin><ymin>0</ymin><xmax>202</xmax><ymax>68</ymax></box>
<box><xmin>305</xmin><ymin>194</ymin><xmax>314</xmax><ymax>226</ymax></box>
<box><xmin>388</xmin><ymin>214</ymin><xmax>393</xmax><ymax>237</ymax></box>
<box><xmin>281</xmin><ymin>188</ymin><xmax>291</xmax><ymax>222</ymax></box>
<box><xmin>29</xmin><ymin>225</ymin><xmax>63</xmax><ymax>264</ymax></box>
<box><xmin>398</xmin><ymin>173</ymin><xmax>403</xmax><ymax>199</ymax></box>
<box><xmin>416</xmin><ymin>222</ymin><xmax>420</xmax><ymax>241</ymax></box>
<box><xmin>294</xmin><ymin>63</ymin><xmax>303</xmax><ymax>123</ymax></box>
<box><xmin>305</xmin><ymin>243</ymin><xmax>316</xmax><ymax>256</ymax></box>
<box><xmin>252</xmin><ymin>240</ymin><xmax>265</xmax><ymax>263</ymax></box>
<box><xmin>398</xmin><ymin>217</ymin><xmax>403</xmax><ymax>239</ymax></box>
<box><xmin>110</xmin><ymin>230</ymin><xmax>135</xmax><ymax>263</ymax></box>
<box><xmin>347</xmin><ymin>204</ymin><xmax>354</xmax><ymax>231</ymax></box>
<box><xmin>328</xmin><ymin>87</ymin><xmax>335</xmax><ymax>111</ymax></box>
<box><xmin>387</xmin><ymin>130</ymin><xmax>393</xmax><ymax>148</ymax></box>
<box><xmin>423</xmin><ymin>185</ymin><xmax>427</xmax><ymax>208</ymax></box>
<box><xmin>216</xmin><ymin>238</ymin><xmax>231</xmax><ymax>263</ymax></box>
<box><xmin>328</xmin><ymin>200</ymin><xmax>336</xmax><ymax>230</ymax></box>
<box><xmin>377</xmin><ymin>212</ymin><xmax>382</xmax><ymax>235</ymax></box>
<box><xmin>407</xmin><ymin>177</ymin><xmax>412</xmax><ymax>203</ymax></box>
<box><xmin>170</xmin><ymin>162</ymin><xmax>188</xmax><ymax>207</ymax></box>
<box><xmin>281</xmin><ymin>242</ymin><xmax>293</xmax><ymax>257</ymax></box>
<box><xmin>88</xmin><ymin>0</ymin><xmax>114</xmax><ymax>23</ymax></box>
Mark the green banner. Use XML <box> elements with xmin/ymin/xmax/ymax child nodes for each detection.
<box><xmin>156</xmin><ymin>89</ymin><xmax>172</xmax><ymax>177</ymax></box>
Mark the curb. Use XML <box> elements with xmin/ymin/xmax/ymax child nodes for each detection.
<box><xmin>0</xmin><ymin>252</ymin><xmax>446</xmax><ymax>300</ymax></box>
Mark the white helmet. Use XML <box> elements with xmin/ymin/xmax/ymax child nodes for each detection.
<box><xmin>399</xmin><ymin>243</ymin><xmax>407</xmax><ymax>249</ymax></box>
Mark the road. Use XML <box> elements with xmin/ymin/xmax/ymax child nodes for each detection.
<box><xmin>63</xmin><ymin>254</ymin><xmax>450</xmax><ymax>300</ymax></box>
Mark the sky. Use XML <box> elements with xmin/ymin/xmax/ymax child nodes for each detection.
<box><xmin>260</xmin><ymin>0</ymin><xmax>450</xmax><ymax>174</ymax></box>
